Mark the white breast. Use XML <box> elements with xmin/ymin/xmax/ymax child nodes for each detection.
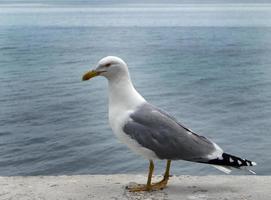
<box><xmin>107</xmin><ymin>77</ymin><xmax>158</xmax><ymax>160</ymax></box>
<box><xmin>109</xmin><ymin>106</ymin><xmax>158</xmax><ymax>160</ymax></box>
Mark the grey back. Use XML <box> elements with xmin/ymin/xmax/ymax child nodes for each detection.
<box><xmin>123</xmin><ymin>103</ymin><xmax>218</xmax><ymax>161</ymax></box>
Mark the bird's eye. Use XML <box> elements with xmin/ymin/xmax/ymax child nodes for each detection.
<box><xmin>105</xmin><ymin>63</ymin><xmax>111</xmax><ymax>67</ymax></box>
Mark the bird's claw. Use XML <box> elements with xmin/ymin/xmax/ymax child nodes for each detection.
<box><xmin>126</xmin><ymin>183</ymin><xmax>152</xmax><ymax>192</ymax></box>
<box><xmin>151</xmin><ymin>178</ymin><xmax>169</xmax><ymax>190</ymax></box>
<box><xmin>126</xmin><ymin>178</ymin><xmax>169</xmax><ymax>192</ymax></box>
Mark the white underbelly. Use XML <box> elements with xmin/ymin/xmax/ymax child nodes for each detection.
<box><xmin>109</xmin><ymin>109</ymin><xmax>158</xmax><ymax>160</ymax></box>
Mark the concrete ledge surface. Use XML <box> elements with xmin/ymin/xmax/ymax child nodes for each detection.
<box><xmin>0</xmin><ymin>175</ymin><xmax>270</xmax><ymax>200</ymax></box>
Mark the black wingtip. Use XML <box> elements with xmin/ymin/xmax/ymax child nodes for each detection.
<box><xmin>208</xmin><ymin>153</ymin><xmax>256</xmax><ymax>168</ymax></box>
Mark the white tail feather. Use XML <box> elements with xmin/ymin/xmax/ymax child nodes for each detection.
<box><xmin>248</xmin><ymin>169</ymin><xmax>256</xmax><ymax>174</ymax></box>
<box><xmin>213</xmin><ymin>165</ymin><xmax>257</xmax><ymax>175</ymax></box>
<box><xmin>240</xmin><ymin>166</ymin><xmax>257</xmax><ymax>174</ymax></box>
<box><xmin>212</xmin><ymin>165</ymin><xmax>232</xmax><ymax>174</ymax></box>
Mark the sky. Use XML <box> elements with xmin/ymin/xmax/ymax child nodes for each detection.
<box><xmin>2</xmin><ymin>0</ymin><xmax>271</xmax><ymax>4</ymax></box>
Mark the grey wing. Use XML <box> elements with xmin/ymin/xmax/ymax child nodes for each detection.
<box><xmin>123</xmin><ymin>103</ymin><xmax>222</xmax><ymax>161</ymax></box>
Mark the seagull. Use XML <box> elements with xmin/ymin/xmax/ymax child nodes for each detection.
<box><xmin>82</xmin><ymin>56</ymin><xmax>256</xmax><ymax>192</ymax></box>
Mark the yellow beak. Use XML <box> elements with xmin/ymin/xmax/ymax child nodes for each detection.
<box><xmin>82</xmin><ymin>70</ymin><xmax>99</xmax><ymax>81</ymax></box>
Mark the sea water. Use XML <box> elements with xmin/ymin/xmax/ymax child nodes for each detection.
<box><xmin>0</xmin><ymin>2</ymin><xmax>271</xmax><ymax>175</ymax></box>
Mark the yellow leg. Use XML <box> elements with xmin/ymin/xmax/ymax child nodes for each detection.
<box><xmin>152</xmin><ymin>160</ymin><xmax>171</xmax><ymax>190</ymax></box>
<box><xmin>147</xmin><ymin>160</ymin><xmax>154</xmax><ymax>188</ymax></box>
<box><xmin>127</xmin><ymin>160</ymin><xmax>171</xmax><ymax>192</ymax></box>
<box><xmin>127</xmin><ymin>160</ymin><xmax>154</xmax><ymax>192</ymax></box>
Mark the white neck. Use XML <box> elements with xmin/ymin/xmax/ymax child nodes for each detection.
<box><xmin>107</xmin><ymin>75</ymin><xmax>146</xmax><ymax>113</ymax></box>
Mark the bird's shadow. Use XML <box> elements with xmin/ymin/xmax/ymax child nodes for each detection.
<box><xmin>123</xmin><ymin>182</ymin><xmax>239</xmax><ymax>199</ymax></box>
<box><xmin>166</xmin><ymin>183</ymin><xmax>238</xmax><ymax>195</ymax></box>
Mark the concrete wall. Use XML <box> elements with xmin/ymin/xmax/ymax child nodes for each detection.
<box><xmin>0</xmin><ymin>175</ymin><xmax>270</xmax><ymax>200</ymax></box>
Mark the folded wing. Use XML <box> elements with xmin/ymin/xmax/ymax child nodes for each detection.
<box><xmin>123</xmin><ymin>103</ymin><xmax>223</xmax><ymax>162</ymax></box>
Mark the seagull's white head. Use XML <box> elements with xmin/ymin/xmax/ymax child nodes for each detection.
<box><xmin>82</xmin><ymin>56</ymin><xmax>129</xmax><ymax>82</ymax></box>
